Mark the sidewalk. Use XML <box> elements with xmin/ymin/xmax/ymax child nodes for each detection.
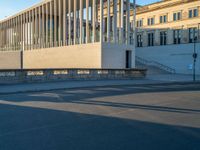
<box><xmin>0</xmin><ymin>74</ymin><xmax>199</xmax><ymax>94</ymax></box>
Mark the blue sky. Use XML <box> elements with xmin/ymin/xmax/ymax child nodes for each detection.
<box><xmin>0</xmin><ymin>0</ymin><xmax>160</xmax><ymax>20</ymax></box>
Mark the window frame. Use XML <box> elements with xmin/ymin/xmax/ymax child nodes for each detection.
<box><xmin>147</xmin><ymin>17</ymin><xmax>155</xmax><ymax>26</ymax></box>
<box><xmin>189</xmin><ymin>8</ymin><xmax>199</xmax><ymax>18</ymax></box>
<box><xmin>173</xmin><ymin>29</ymin><xmax>181</xmax><ymax>44</ymax></box>
<box><xmin>137</xmin><ymin>34</ymin><xmax>143</xmax><ymax>47</ymax></box>
<box><xmin>148</xmin><ymin>32</ymin><xmax>154</xmax><ymax>46</ymax></box>
<box><xmin>189</xmin><ymin>27</ymin><xmax>198</xmax><ymax>43</ymax></box>
<box><xmin>160</xmin><ymin>31</ymin><xmax>167</xmax><ymax>45</ymax></box>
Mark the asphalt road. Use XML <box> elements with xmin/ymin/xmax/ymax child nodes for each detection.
<box><xmin>0</xmin><ymin>83</ymin><xmax>200</xmax><ymax>150</ymax></box>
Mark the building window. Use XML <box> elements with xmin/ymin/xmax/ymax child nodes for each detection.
<box><xmin>147</xmin><ymin>17</ymin><xmax>154</xmax><ymax>26</ymax></box>
<box><xmin>137</xmin><ymin>34</ymin><xmax>143</xmax><ymax>47</ymax></box>
<box><xmin>189</xmin><ymin>8</ymin><xmax>198</xmax><ymax>18</ymax></box>
<box><xmin>160</xmin><ymin>15</ymin><xmax>167</xmax><ymax>23</ymax></box>
<box><xmin>148</xmin><ymin>33</ymin><xmax>154</xmax><ymax>46</ymax></box>
<box><xmin>137</xmin><ymin>19</ymin><xmax>143</xmax><ymax>27</ymax></box>
<box><xmin>160</xmin><ymin>31</ymin><xmax>167</xmax><ymax>45</ymax></box>
<box><xmin>173</xmin><ymin>12</ymin><xmax>181</xmax><ymax>21</ymax></box>
<box><xmin>173</xmin><ymin>29</ymin><xmax>181</xmax><ymax>44</ymax></box>
<box><xmin>189</xmin><ymin>28</ymin><xmax>198</xmax><ymax>43</ymax></box>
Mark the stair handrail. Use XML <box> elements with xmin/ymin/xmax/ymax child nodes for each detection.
<box><xmin>136</xmin><ymin>56</ymin><xmax>176</xmax><ymax>74</ymax></box>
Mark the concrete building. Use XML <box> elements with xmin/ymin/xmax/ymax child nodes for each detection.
<box><xmin>0</xmin><ymin>0</ymin><xmax>136</xmax><ymax>69</ymax></box>
<box><xmin>133</xmin><ymin>0</ymin><xmax>200</xmax><ymax>75</ymax></box>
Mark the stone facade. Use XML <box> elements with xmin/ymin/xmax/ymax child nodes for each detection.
<box><xmin>133</xmin><ymin>0</ymin><xmax>200</xmax><ymax>47</ymax></box>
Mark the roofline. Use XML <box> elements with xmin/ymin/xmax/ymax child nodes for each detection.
<box><xmin>0</xmin><ymin>0</ymin><xmax>52</xmax><ymax>23</ymax></box>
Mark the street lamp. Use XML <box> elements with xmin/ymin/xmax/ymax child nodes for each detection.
<box><xmin>193</xmin><ymin>37</ymin><xmax>198</xmax><ymax>82</ymax></box>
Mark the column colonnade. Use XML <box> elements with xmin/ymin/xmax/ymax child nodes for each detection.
<box><xmin>0</xmin><ymin>0</ymin><xmax>132</xmax><ymax>51</ymax></box>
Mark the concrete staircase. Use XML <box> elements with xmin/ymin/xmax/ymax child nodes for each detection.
<box><xmin>136</xmin><ymin>56</ymin><xmax>176</xmax><ymax>75</ymax></box>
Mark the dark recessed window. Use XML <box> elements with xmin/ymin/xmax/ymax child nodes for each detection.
<box><xmin>160</xmin><ymin>15</ymin><xmax>167</xmax><ymax>23</ymax></box>
<box><xmin>160</xmin><ymin>31</ymin><xmax>167</xmax><ymax>45</ymax></box>
<box><xmin>189</xmin><ymin>28</ymin><xmax>198</xmax><ymax>43</ymax></box>
<box><xmin>137</xmin><ymin>34</ymin><xmax>143</xmax><ymax>47</ymax></box>
<box><xmin>173</xmin><ymin>29</ymin><xmax>181</xmax><ymax>44</ymax></box>
<box><xmin>173</xmin><ymin>12</ymin><xmax>181</xmax><ymax>21</ymax></box>
<box><xmin>137</xmin><ymin>19</ymin><xmax>143</xmax><ymax>27</ymax></box>
<box><xmin>148</xmin><ymin>33</ymin><xmax>154</xmax><ymax>46</ymax></box>
<box><xmin>147</xmin><ymin>17</ymin><xmax>154</xmax><ymax>26</ymax></box>
<box><xmin>189</xmin><ymin>8</ymin><xmax>198</xmax><ymax>18</ymax></box>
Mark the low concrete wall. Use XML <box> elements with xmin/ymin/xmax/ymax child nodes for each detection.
<box><xmin>0</xmin><ymin>68</ymin><xmax>146</xmax><ymax>84</ymax></box>
<box><xmin>23</xmin><ymin>43</ymin><xmax>102</xmax><ymax>69</ymax></box>
<box><xmin>0</xmin><ymin>51</ymin><xmax>21</xmax><ymax>69</ymax></box>
<box><xmin>102</xmin><ymin>43</ymin><xmax>135</xmax><ymax>69</ymax></box>
<box><xmin>136</xmin><ymin>43</ymin><xmax>200</xmax><ymax>75</ymax></box>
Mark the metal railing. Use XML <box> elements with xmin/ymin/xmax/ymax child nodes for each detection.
<box><xmin>136</xmin><ymin>56</ymin><xmax>176</xmax><ymax>74</ymax></box>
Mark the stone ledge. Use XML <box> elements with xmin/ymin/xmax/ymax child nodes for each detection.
<box><xmin>0</xmin><ymin>68</ymin><xmax>147</xmax><ymax>84</ymax></box>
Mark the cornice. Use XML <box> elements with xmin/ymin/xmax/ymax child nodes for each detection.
<box><xmin>137</xmin><ymin>0</ymin><xmax>199</xmax><ymax>15</ymax></box>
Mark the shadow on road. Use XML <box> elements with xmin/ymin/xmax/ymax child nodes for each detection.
<box><xmin>1</xmin><ymin>84</ymin><xmax>200</xmax><ymax>114</ymax></box>
<box><xmin>0</xmin><ymin>103</ymin><xmax>200</xmax><ymax>150</ymax></box>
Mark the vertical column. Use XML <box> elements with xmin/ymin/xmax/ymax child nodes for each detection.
<box><xmin>86</xmin><ymin>0</ymin><xmax>89</xmax><ymax>43</ymax></box>
<box><xmin>1</xmin><ymin>23</ymin><xmax>2</xmax><ymax>49</ymax></box>
<box><xmin>100</xmin><ymin>0</ymin><xmax>103</xmax><ymax>43</ymax></box>
<box><xmin>58</xmin><ymin>0</ymin><xmax>62</xmax><ymax>46</ymax></box>
<box><xmin>54</xmin><ymin>0</ymin><xmax>57</xmax><ymax>46</ymax></box>
<box><xmin>13</xmin><ymin>18</ymin><xmax>15</xmax><ymax>50</ymax></box>
<box><xmin>8</xmin><ymin>20</ymin><xmax>10</xmax><ymax>50</ymax></box>
<box><xmin>18</xmin><ymin>16</ymin><xmax>20</xmax><ymax>50</ymax></box>
<box><xmin>107</xmin><ymin>0</ymin><xmax>110</xmax><ymax>42</ymax></box>
<box><xmin>155</xmin><ymin>29</ymin><xmax>160</xmax><ymax>46</ymax></box>
<box><xmin>23</xmin><ymin>15</ymin><xmax>25</xmax><ymax>50</ymax></box>
<box><xmin>68</xmin><ymin>0</ymin><xmax>71</xmax><ymax>45</ymax></box>
<box><xmin>4</xmin><ymin>21</ymin><xmax>6</xmax><ymax>50</ymax></box>
<box><xmin>4</xmin><ymin>22</ymin><xmax>6</xmax><ymax>49</ymax></box>
<box><xmin>9</xmin><ymin>20</ymin><xmax>10</xmax><ymax>50</ymax></box>
<box><xmin>32</xmin><ymin>9</ymin><xmax>35</xmax><ymax>49</ymax></box>
<box><xmin>5</xmin><ymin>21</ymin><xmax>6</xmax><ymax>50</ymax></box>
<box><xmin>7</xmin><ymin>20</ymin><xmax>9</xmax><ymax>50</ymax></box>
<box><xmin>36</xmin><ymin>8</ymin><xmax>38</xmax><ymax>48</ymax></box>
<box><xmin>46</xmin><ymin>3</ymin><xmax>49</xmax><ymax>47</ymax></box>
<box><xmin>8</xmin><ymin>19</ymin><xmax>12</xmax><ymax>49</ymax></box>
<box><xmin>39</xmin><ymin>6</ymin><xmax>41</xmax><ymax>48</ymax></box>
<box><xmin>29</xmin><ymin>11</ymin><xmax>32</xmax><ymax>50</ymax></box>
<box><xmin>15</xmin><ymin>17</ymin><xmax>18</xmax><ymax>50</ymax></box>
<box><xmin>1</xmin><ymin>23</ymin><xmax>3</xmax><ymax>49</ymax></box>
<box><xmin>92</xmin><ymin>0</ymin><xmax>96</xmax><ymax>42</ymax></box>
<box><xmin>113</xmin><ymin>0</ymin><xmax>117</xmax><ymax>43</ymax></box>
<box><xmin>63</xmin><ymin>0</ymin><xmax>66</xmax><ymax>46</ymax></box>
<box><xmin>42</xmin><ymin>5</ymin><xmax>45</xmax><ymax>48</ymax></box>
<box><xmin>167</xmin><ymin>29</ymin><xmax>173</xmax><ymax>45</ymax></box>
<box><xmin>26</xmin><ymin>13</ymin><xmax>29</xmax><ymax>50</ymax></box>
<box><xmin>80</xmin><ymin>0</ymin><xmax>83</xmax><ymax>44</ymax></box>
<box><xmin>6</xmin><ymin>21</ymin><xmax>8</xmax><ymax>50</ymax></box>
<box><xmin>74</xmin><ymin>0</ymin><xmax>77</xmax><ymax>44</ymax></box>
<box><xmin>12</xmin><ymin>19</ymin><xmax>14</xmax><ymax>50</ymax></box>
<box><xmin>11</xmin><ymin>18</ymin><xmax>15</xmax><ymax>50</ymax></box>
<box><xmin>2</xmin><ymin>22</ymin><xmax>4</xmax><ymax>50</ymax></box>
<box><xmin>120</xmin><ymin>0</ymin><xmax>124</xmax><ymax>43</ymax></box>
<box><xmin>14</xmin><ymin>18</ymin><xmax>16</xmax><ymax>50</ymax></box>
<box><xmin>132</xmin><ymin>0</ymin><xmax>136</xmax><ymax>46</ymax></box>
<box><xmin>0</xmin><ymin>23</ymin><xmax>2</xmax><ymax>49</ymax></box>
<box><xmin>126</xmin><ymin>0</ymin><xmax>130</xmax><ymax>44</ymax></box>
<box><xmin>50</xmin><ymin>1</ymin><xmax>53</xmax><ymax>47</ymax></box>
<box><xmin>17</xmin><ymin>16</ymin><xmax>20</xmax><ymax>50</ymax></box>
<box><xmin>21</xmin><ymin>14</ymin><xmax>23</xmax><ymax>50</ymax></box>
